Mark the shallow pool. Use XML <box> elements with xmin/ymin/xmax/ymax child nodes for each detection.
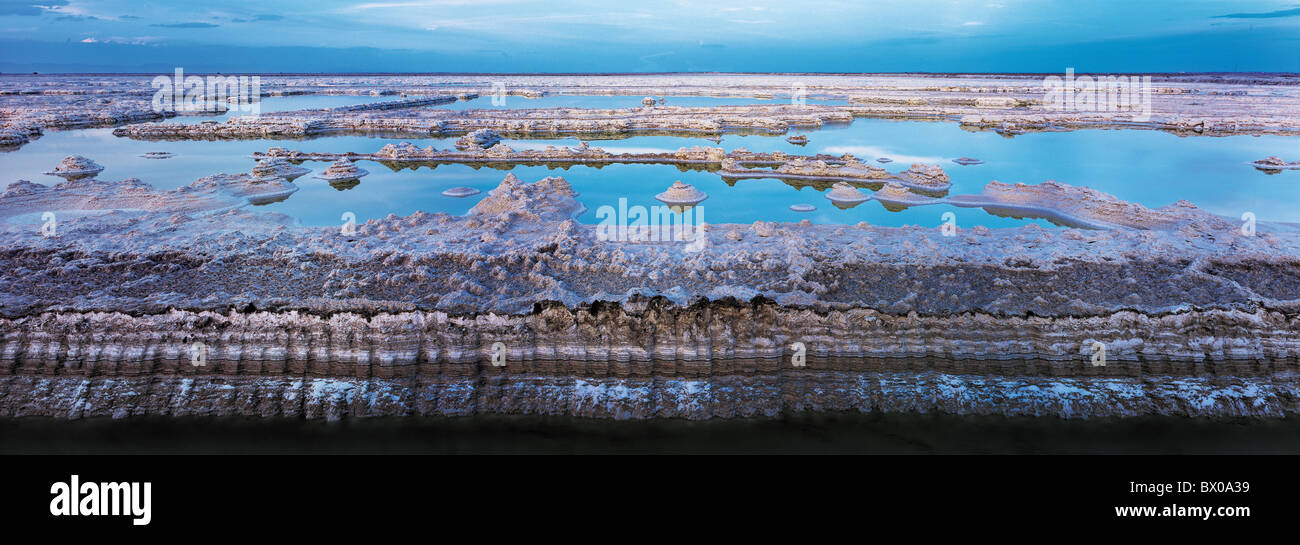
<box><xmin>1</xmin><ymin>95</ymin><xmax>1296</xmax><ymax>228</ymax></box>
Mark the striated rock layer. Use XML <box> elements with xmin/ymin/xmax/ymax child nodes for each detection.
<box><xmin>0</xmin><ymin>302</ymin><xmax>1296</xmax><ymax>419</ymax></box>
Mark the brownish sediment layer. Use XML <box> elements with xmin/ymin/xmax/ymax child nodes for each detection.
<box><xmin>0</xmin><ymin>301</ymin><xmax>1296</xmax><ymax>419</ymax></box>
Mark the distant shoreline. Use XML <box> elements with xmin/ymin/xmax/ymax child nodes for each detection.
<box><xmin>5</xmin><ymin>71</ymin><xmax>1300</xmax><ymax>77</ymax></box>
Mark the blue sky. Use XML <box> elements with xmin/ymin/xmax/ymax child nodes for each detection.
<box><xmin>1</xmin><ymin>0</ymin><xmax>1298</xmax><ymax>72</ymax></box>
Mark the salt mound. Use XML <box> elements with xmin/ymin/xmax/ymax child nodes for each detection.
<box><xmin>872</xmin><ymin>182</ymin><xmax>941</xmax><ymax>208</ymax></box>
<box><xmin>44</xmin><ymin>155</ymin><xmax>104</xmax><ymax>179</ymax></box>
<box><xmin>252</xmin><ymin>157</ymin><xmax>311</xmax><ymax>181</ymax></box>
<box><xmin>654</xmin><ymin>181</ymin><xmax>708</xmax><ymax>206</ymax></box>
<box><xmin>468</xmin><ymin>173</ymin><xmax>585</xmax><ymax>223</ymax></box>
<box><xmin>314</xmin><ymin>159</ymin><xmax>369</xmax><ymax>181</ymax></box>
<box><xmin>825</xmin><ymin>182</ymin><xmax>869</xmax><ymax>204</ymax></box>
<box><xmin>441</xmin><ymin>186</ymin><xmax>481</xmax><ymax>198</ymax></box>
<box><xmin>901</xmin><ymin>163</ymin><xmax>951</xmax><ymax>188</ymax></box>
<box><xmin>456</xmin><ymin>128</ymin><xmax>503</xmax><ymax>150</ymax></box>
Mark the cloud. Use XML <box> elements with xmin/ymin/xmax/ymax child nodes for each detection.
<box><xmin>56</xmin><ymin>14</ymin><xmax>105</xmax><ymax>21</ymax></box>
<box><xmin>963</xmin><ymin>21</ymin><xmax>985</xmax><ymax>26</ymax></box>
<box><xmin>1212</xmin><ymin>7</ymin><xmax>1300</xmax><ymax>19</ymax></box>
<box><xmin>871</xmin><ymin>35</ymin><xmax>942</xmax><ymax>47</ymax></box>
<box><xmin>79</xmin><ymin>35</ymin><xmax>164</xmax><ymax>45</ymax></box>
<box><xmin>150</xmin><ymin>22</ymin><xmax>220</xmax><ymax>28</ymax></box>
<box><xmin>0</xmin><ymin>0</ymin><xmax>67</xmax><ymax>16</ymax></box>
<box><xmin>230</xmin><ymin>14</ymin><xmax>285</xmax><ymax>23</ymax></box>
<box><xmin>820</xmin><ymin>145</ymin><xmax>948</xmax><ymax>165</ymax></box>
<box><xmin>343</xmin><ymin>0</ymin><xmax>518</xmax><ymax>11</ymax></box>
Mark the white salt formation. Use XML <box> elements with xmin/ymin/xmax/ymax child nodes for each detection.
<box><xmin>441</xmin><ymin>186</ymin><xmax>481</xmax><ymax>198</ymax></box>
<box><xmin>313</xmin><ymin>158</ymin><xmax>369</xmax><ymax>181</ymax></box>
<box><xmin>654</xmin><ymin>180</ymin><xmax>709</xmax><ymax>206</ymax></box>
<box><xmin>252</xmin><ymin>157</ymin><xmax>311</xmax><ymax>181</ymax></box>
<box><xmin>43</xmin><ymin>155</ymin><xmax>104</xmax><ymax>180</ymax></box>
<box><xmin>871</xmin><ymin>182</ymin><xmax>942</xmax><ymax>209</ymax></box>
<box><xmin>825</xmin><ymin>181</ymin><xmax>869</xmax><ymax>205</ymax></box>
<box><xmin>455</xmin><ymin>128</ymin><xmax>503</xmax><ymax>150</ymax></box>
<box><xmin>1252</xmin><ymin>156</ymin><xmax>1300</xmax><ymax>171</ymax></box>
<box><xmin>2</xmin><ymin>73</ymin><xmax>1295</xmax><ymax>157</ymax></box>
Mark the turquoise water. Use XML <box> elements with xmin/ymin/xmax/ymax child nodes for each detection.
<box><xmin>1</xmin><ymin>95</ymin><xmax>1296</xmax><ymax>228</ymax></box>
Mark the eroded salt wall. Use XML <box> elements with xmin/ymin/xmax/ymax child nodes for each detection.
<box><xmin>0</xmin><ymin>300</ymin><xmax>1296</xmax><ymax>419</ymax></box>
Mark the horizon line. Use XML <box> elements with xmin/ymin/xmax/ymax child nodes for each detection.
<box><xmin>6</xmin><ymin>71</ymin><xmax>1300</xmax><ymax>77</ymax></box>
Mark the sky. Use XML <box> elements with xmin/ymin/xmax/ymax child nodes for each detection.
<box><xmin>0</xmin><ymin>0</ymin><xmax>1298</xmax><ymax>73</ymax></box>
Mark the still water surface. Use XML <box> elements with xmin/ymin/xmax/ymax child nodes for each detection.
<box><xmin>2</xmin><ymin>95</ymin><xmax>1296</xmax><ymax>228</ymax></box>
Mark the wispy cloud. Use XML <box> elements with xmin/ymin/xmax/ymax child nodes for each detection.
<box><xmin>230</xmin><ymin>14</ymin><xmax>285</xmax><ymax>23</ymax></box>
<box><xmin>0</xmin><ymin>0</ymin><xmax>67</xmax><ymax>16</ymax></box>
<box><xmin>80</xmin><ymin>35</ymin><xmax>165</xmax><ymax>45</ymax></box>
<box><xmin>150</xmin><ymin>22</ymin><xmax>221</xmax><ymax>28</ymax></box>
<box><xmin>1212</xmin><ymin>6</ymin><xmax>1300</xmax><ymax>19</ymax></box>
<box><xmin>821</xmin><ymin>145</ymin><xmax>948</xmax><ymax>165</ymax></box>
<box><xmin>343</xmin><ymin>0</ymin><xmax>520</xmax><ymax>11</ymax></box>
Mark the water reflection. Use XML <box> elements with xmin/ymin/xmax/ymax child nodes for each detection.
<box><xmin>1</xmin><ymin>101</ymin><xmax>1295</xmax><ymax>228</ymax></box>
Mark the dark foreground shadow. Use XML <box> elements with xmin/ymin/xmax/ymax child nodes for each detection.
<box><xmin>3</xmin><ymin>413</ymin><xmax>1299</xmax><ymax>454</ymax></box>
